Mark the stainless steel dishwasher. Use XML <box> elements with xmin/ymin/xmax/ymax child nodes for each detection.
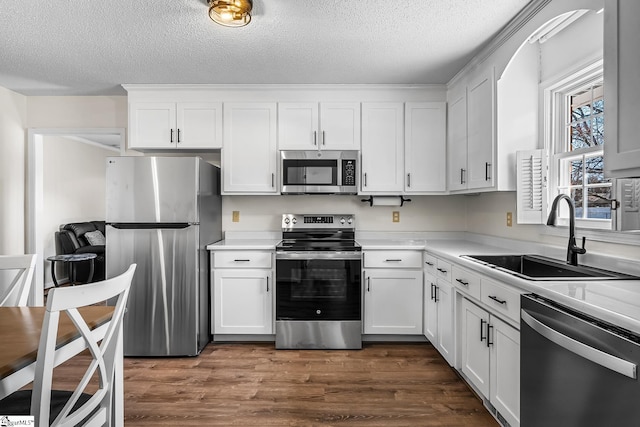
<box><xmin>521</xmin><ymin>294</ymin><xmax>640</xmax><ymax>427</ymax></box>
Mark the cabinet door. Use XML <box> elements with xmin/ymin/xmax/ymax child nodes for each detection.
<box><xmin>176</xmin><ymin>102</ymin><xmax>223</xmax><ymax>149</ymax></box>
<box><xmin>213</xmin><ymin>269</ymin><xmax>273</xmax><ymax>334</ymax></box>
<box><xmin>423</xmin><ymin>272</ymin><xmax>438</xmax><ymax>343</ymax></box>
<box><xmin>490</xmin><ymin>316</ymin><xmax>520</xmax><ymax>427</ymax></box>
<box><xmin>320</xmin><ymin>103</ymin><xmax>361</xmax><ymax>150</ymax></box>
<box><xmin>278</xmin><ymin>102</ymin><xmax>319</xmax><ymax>149</ymax></box>
<box><xmin>364</xmin><ymin>269</ymin><xmax>423</xmax><ymax>335</ymax></box>
<box><xmin>604</xmin><ymin>0</ymin><xmax>640</xmax><ymax>178</ymax></box>
<box><xmin>467</xmin><ymin>68</ymin><xmax>495</xmax><ymax>190</ymax></box>
<box><xmin>129</xmin><ymin>102</ymin><xmax>176</xmax><ymax>149</ymax></box>
<box><xmin>222</xmin><ymin>103</ymin><xmax>278</xmax><ymax>194</ymax></box>
<box><xmin>360</xmin><ymin>103</ymin><xmax>404</xmax><ymax>193</ymax></box>
<box><xmin>448</xmin><ymin>91</ymin><xmax>468</xmax><ymax>191</ymax></box>
<box><xmin>435</xmin><ymin>279</ymin><xmax>455</xmax><ymax>366</ymax></box>
<box><xmin>405</xmin><ymin>102</ymin><xmax>447</xmax><ymax>193</ymax></box>
<box><xmin>460</xmin><ymin>298</ymin><xmax>490</xmax><ymax>397</ymax></box>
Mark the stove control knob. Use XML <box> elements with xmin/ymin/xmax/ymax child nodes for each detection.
<box><xmin>347</xmin><ymin>217</ymin><xmax>353</xmax><ymax>224</ymax></box>
<box><xmin>284</xmin><ymin>218</ymin><xmax>290</xmax><ymax>224</ymax></box>
<box><xmin>340</xmin><ymin>217</ymin><xmax>346</xmax><ymax>225</ymax></box>
<box><xmin>292</xmin><ymin>217</ymin><xmax>297</xmax><ymax>224</ymax></box>
<box><xmin>316</xmin><ymin>309</ymin><xmax>321</xmax><ymax>315</ymax></box>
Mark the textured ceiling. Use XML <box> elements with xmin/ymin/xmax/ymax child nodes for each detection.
<box><xmin>0</xmin><ymin>0</ymin><xmax>530</xmax><ymax>96</ymax></box>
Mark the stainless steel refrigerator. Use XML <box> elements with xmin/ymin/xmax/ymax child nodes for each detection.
<box><xmin>105</xmin><ymin>156</ymin><xmax>221</xmax><ymax>356</ymax></box>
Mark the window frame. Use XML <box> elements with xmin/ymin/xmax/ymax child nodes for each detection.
<box><xmin>543</xmin><ymin>59</ymin><xmax>612</xmax><ymax>230</ymax></box>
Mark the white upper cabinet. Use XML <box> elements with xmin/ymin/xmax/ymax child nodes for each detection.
<box><xmin>467</xmin><ymin>68</ymin><xmax>495</xmax><ymax>190</ymax></box>
<box><xmin>278</xmin><ymin>102</ymin><xmax>361</xmax><ymax>150</ymax></box>
<box><xmin>360</xmin><ymin>102</ymin><xmax>447</xmax><ymax>195</ymax></box>
<box><xmin>405</xmin><ymin>102</ymin><xmax>447</xmax><ymax>193</ymax></box>
<box><xmin>447</xmin><ymin>65</ymin><xmax>498</xmax><ymax>192</ymax></box>
<box><xmin>222</xmin><ymin>103</ymin><xmax>278</xmax><ymax>194</ymax></box>
<box><xmin>361</xmin><ymin>103</ymin><xmax>405</xmax><ymax>194</ymax></box>
<box><xmin>448</xmin><ymin>87</ymin><xmax>468</xmax><ymax>191</ymax></box>
<box><xmin>604</xmin><ymin>0</ymin><xmax>640</xmax><ymax>178</ymax></box>
<box><xmin>129</xmin><ymin>102</ymin><xmax>222</xmax><ymax>150</ymax></box>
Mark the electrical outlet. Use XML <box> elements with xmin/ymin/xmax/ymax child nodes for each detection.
<box><xmin>392</xmin><ymin>211</ymin><xmax>400</xmax><ymax>223</ymax></box>
<box><xmin>232</xmin><ymin>211</ymin><xmax>240</xmax><ymax>222</ymax></box>
<box><xmin>506</xmin><ymin>212</ymin><xmax>513</xmax><ymax>227</ymax></box>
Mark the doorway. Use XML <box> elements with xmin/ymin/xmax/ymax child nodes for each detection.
<box><xmin>27</xmin><ymin>128</ymin><xmax>125</xmax><ymax>305</ymax></box>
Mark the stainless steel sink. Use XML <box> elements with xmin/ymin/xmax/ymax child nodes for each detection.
<box><xmin>461</xmin><ymin>254</ymin><xmax>638</xmax><ymax>281</ymax></box>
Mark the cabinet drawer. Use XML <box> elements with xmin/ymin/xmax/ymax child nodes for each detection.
<box><xmin>364</xmin><ymin>251</ymin><xmax>423</xmax><ymax>268</ymax></box>
<box><xmin>213</xmin><ymin>251</ymin><xmax>272</xmax><ymax>268</ymax></box>
<box><xmin>435</xmin><ymin>259</ymin><xmax>452</xmax><ymax>282</ymax></box>
<box><xmin>424</xmin><ymin>252</ymin><xmax>438</xmax><ymax>275</ymax></box>
<box><xmin>452</xmin><ymin>265</ymin><xmax>481</xmax><ymax>300</ymax></box>
<box><xmin>481</xmin><ymin>278</ymin><xmax>522</xmax><ymax>324</ymax></box>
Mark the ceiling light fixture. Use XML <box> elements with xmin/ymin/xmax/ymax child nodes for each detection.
<box><xmin>208</xmin><ymin>0</ymin><xmax>253</xmax><ymax>27</ymax></box>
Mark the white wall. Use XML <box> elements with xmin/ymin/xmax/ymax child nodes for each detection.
<box><xmin>222</xmin><ymin>195</ymin><xmax>467</xmax><ymax>232</ymax></box>
<box><xmin>0</xmin><ymin>86</ymin><xmax>27</xmax><ymax>254</ymax></box>
<box><xmin>539</xmin><ymin>10</ymin><xmax>604</xmax><ymax>83</ymax></box>
<box><xmin>42</xmin><ymin>136</ymin><xmax>113</xmax><ymax>284</ymax></box>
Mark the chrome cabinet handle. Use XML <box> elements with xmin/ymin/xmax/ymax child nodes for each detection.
<box><xmin>313</xmin><ymin>130</ymin><xmax>317</xmax><ymax>146</ymax></box>
<box><xmin>480</xmin><ymin>319</ymin><xmax>486</xmax><ymax>342</ymax></box>
<box><xmin>425</xmin><ymin>261</ymin><xmax>434</xmax><ymax>266</ymax></box>
<box><xmin>485</xmin><ymin>162</ymin><xmax>491</xmax><ymax>181</ymax></box>
<box><xmin>170</xmin><ymin>129</ymin><xmax>174</xmax><ymax>143</ymax></box>
<box><xmin>322</xmin><ymin>130</ymin><xmax>325</xmax><ymax>145</ymax></box>
<box><xmin>363</xmin><ymin>173</ymin><xmax>367</xmax><ymax>187</ymax></box>
<box><xmin>233</xmin><ymin>259</ymin><xmax>250</xmax><ymax>262</ymax></box>
<box><xmin>367</xmin><ymin>277</ymin><xmax>370</xmax><ymax>292</ymax></box>
<box><xmin>385</xmin><ymin>259</ymin><xmax>402</xmax><ymax>262</ymax></box>
<box><xmin>266</xmin><ymin>276</ymin><xmax>269</xmax><ymax>292</ymax></box>
<box><xmin>488</xmin><ymin>295</ymin><xmax>506</xmax><ymax>305</ymax></box>
<box><xmin>456</xmin><ymin>278</ymin><xmax>469</xmax><ymax>286</ymax></box>
<box><xmin>521</xmin><ymin>310</ymin><xmax>637</xmax><ymax>379</ymax></box>
<box><xmin>437</xmin><ymin>268</ymin><xmax>448</xmax><ymax>273</ymax></box>
<box><xmin>177</xmin><ymin>128</ymin><xmax>181</xmax><ymax>143</ymax></box>
<box><xmin>407</xmin><ymin>173</ymin><xmax>411</xmax><ymax>188</ymax></box>
<box><xmin>271</xmin><ymin>173</ymin><xmax>275</xmax><ymax>188</ymax></box>
<box><xmin>460</xmin><ymin>168</ymin><xmax>466</xmax><ymax>184</ymax></box>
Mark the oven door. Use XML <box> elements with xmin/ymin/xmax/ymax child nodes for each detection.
<box><xmin>276</xmin><ymin>252</ymin><xmax>361</xmax><ymax>321</ymax></box>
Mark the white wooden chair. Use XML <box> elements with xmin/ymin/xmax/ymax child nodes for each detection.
<box><xmin>0</xmin><ymin>264</ymin><xmax>136</xmax><ymax>426</ymax></box>
<box><xmin>0</xmin><ymin>254</ymin><xmax>37</xmax><ymax>306</ymax></box>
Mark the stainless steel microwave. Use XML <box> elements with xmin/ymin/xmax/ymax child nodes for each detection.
<box><xmin>280</xmin><ymin>150</ymin><xmax>358</xmax><ymax>194</ymax></box>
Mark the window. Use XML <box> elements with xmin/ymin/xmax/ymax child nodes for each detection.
<box><xmin>549</xmin><ymin>67</ymin><xmax>612</xmax><ymax>230</ymax></box>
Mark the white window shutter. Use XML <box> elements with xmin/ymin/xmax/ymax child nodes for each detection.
<box><xmin>516</xmin><ymin>149</ymin><xmax>548</xmax><ymax>224</ymax></box>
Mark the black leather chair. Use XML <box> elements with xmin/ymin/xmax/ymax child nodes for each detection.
<box><xmin>54</xmin><ymin>221</ymin><xmax>106</xmax><ymax>283</ymax></box>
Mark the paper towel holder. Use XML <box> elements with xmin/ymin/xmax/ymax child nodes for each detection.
<box><xmin>360</xmin><ymin>196</ymin><xmax>412</xmax><ymax>207</ymax></box>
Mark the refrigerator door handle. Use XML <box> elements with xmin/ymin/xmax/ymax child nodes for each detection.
<box><xmin>109</xmin><ymin>223</ymin><xmax>192</xmax><ymax>230</ymax></box>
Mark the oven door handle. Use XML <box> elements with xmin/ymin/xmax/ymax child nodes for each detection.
<box><xmin>276</xmin><ymin>251</ymin><xmax>362</xmax><ymax>260</ymax></box>
<box><xmin>521</xmin><ymin>309</ymin><xmax>637</xmax><ymax>379</ymax></box>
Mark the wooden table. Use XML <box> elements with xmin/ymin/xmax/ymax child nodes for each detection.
<box><xmin>0</xmin><ymin>306</ymin><xmax>122</xmax><ymax>426</ymax></box>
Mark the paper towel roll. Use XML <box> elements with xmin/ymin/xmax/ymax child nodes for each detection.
<box><xmin>370</xmin><ymin>196</ymin><xmax>403</xmax><ymax>207</ymax></box>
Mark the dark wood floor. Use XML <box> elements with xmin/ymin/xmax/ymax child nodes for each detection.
<box><xmin>58</xmin><ymin>342</ymin><xmax>499</xmax><ymax>426</ymax></box>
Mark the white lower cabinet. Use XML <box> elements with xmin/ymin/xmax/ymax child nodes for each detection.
<box><xmin>424</xmin><ymin>274</ymin><xmax>455</xmax><ymax>366</ymax></box>
<box><xmin>460</xmin><ymin>297</ymin><xmax>520</xmax><ymax>427</ymax></box>
<box><xmin>211</xmin><ymin>251</ymin><xmax>274</xmax><ymax>335</ymax></box>
<box><xmin>363</xmin><ymin>269</ymin><xmax>423</xmax><ymax>335</ymax></box>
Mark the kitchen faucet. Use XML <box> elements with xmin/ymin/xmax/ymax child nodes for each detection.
<box><xmin>546</xmin><ymin>194</ymin><xmax>586</xmax><ymax>266</ymax></box>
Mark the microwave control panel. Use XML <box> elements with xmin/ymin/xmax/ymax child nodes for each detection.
<box><xmin>342</xmin><ymin>159</ymin><xmax>356</xmax><ymax>186</ymax></box>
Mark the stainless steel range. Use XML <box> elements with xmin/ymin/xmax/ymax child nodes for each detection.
<box><xmin>275</xmin><ymin>214</ymin><xmax>362</xmax><ymax>349</ymax></box>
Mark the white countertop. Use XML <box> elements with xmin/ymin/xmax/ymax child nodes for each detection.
<box><xmin>206</xmin><ymin>239</ymin><xmax>281</xmax><ymax>250</ymax></box>
<box><xmin>357</xmin><ymin>238</ymin><xmax>427</xmax><ymax>250</ymax></box>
